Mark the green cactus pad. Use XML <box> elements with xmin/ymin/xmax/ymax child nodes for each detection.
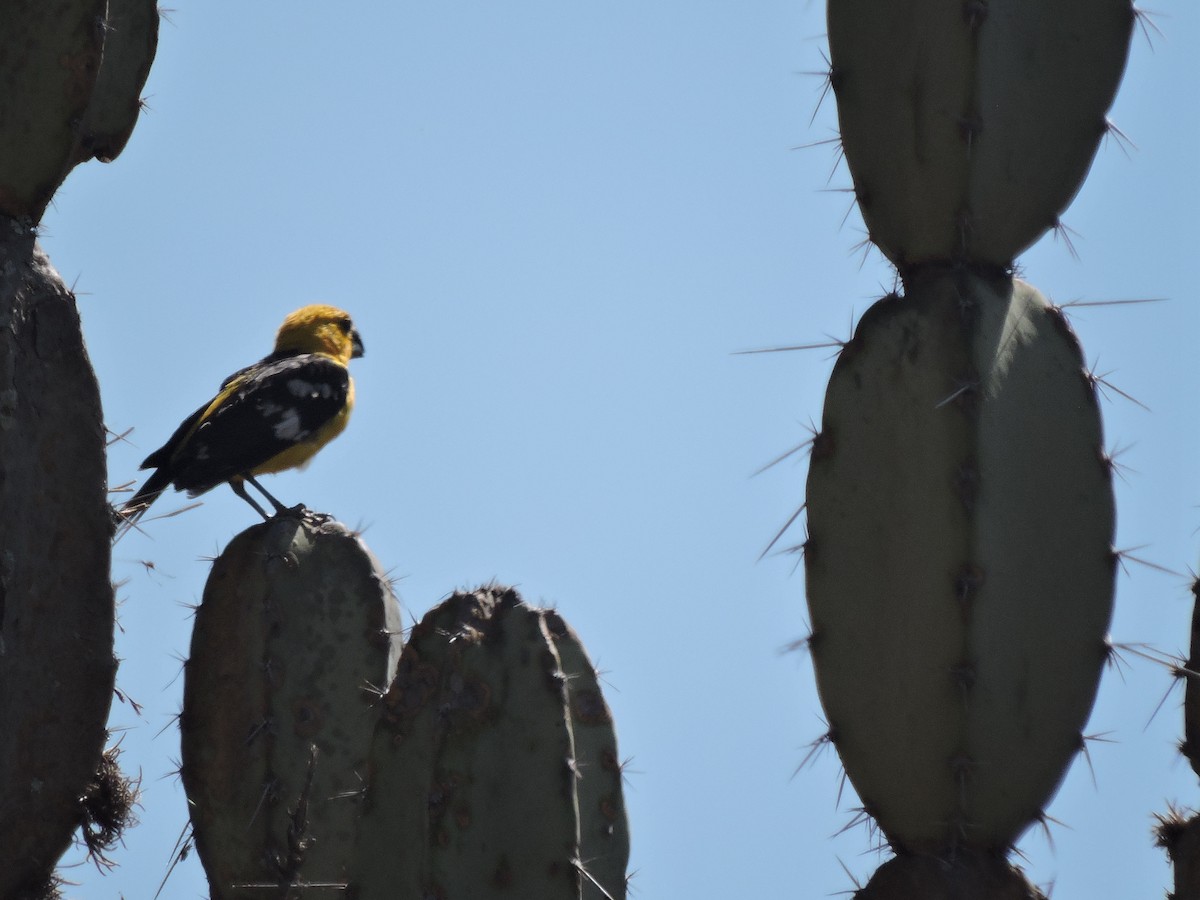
<box><xmin>544</xmin><ymin>610</ymin><xmax>630</xmax><ymax>900</ymax></box>
<box><xmin>180</xmin><ymin>516</ymin><xmax>402</xmax><ymax>898</ymax></box>
<box><xmin>353</xmin><ymin>587</ymin><xmax>628</xmax><ymax>900</ymax></box>
<box><xmin>0</xmin><ymin>0</ymin><xmax>159</xmax><ymax>221</ymax></box>
<box><xmin>0</xmin><ymin>242</ymin><xmax>115</xmax><ymax>897</ymax></box>
<box><xmin>75</xmin><ymin>0</ymin><xmax>159</xmax><ymax>164</ymax></box>
<box><xmin>804</xmin><ymin>271</ymin><xmax>1115</xmax><ymax>851</ymax></box>
<box><xmin>0</xmin><ymin>0</ymin><xmax>105</xmax><ymax>221</ymax></box>
<box><xmin>827</xmin><ymin>0</ymin><xmax>1133</xmax><ymax>268</ymax></box>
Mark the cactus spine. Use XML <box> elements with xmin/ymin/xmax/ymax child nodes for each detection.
<box><xmin>805</xmin><ymin>0</ymin><xmax>1133</xmax><ymax>891</ymax></box>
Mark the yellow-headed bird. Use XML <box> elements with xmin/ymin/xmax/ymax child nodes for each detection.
<box><xmin>115</xmin><ymin>304</ymin><xmax>364</xmax><ymax>538</ymax></box>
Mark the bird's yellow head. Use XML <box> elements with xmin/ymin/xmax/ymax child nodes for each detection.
<box><xmin>274</xmin><ymin>304</ymin><xmax>365</xmax><ymax>365</ymax></box>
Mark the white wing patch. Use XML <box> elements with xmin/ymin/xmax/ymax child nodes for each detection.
<box><xmin>287</xmin><ymin>378</ymin><xmax>333</xmax><ymax>399</ymax></box>
<box><xmin>272</xmin><ymin>408</ymin><xmax>306</xmax><ymax>441</ymax></box>
<box><xmin>260</xmin><ymin>377</ymin><xmax>339</xmax><ymax>442</ymax></box>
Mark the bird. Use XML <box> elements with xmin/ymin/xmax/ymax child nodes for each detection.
<box><xmin>114</xmin><ymin>304</ymin><xmax>364</xmax><ymax>539</ymax></box>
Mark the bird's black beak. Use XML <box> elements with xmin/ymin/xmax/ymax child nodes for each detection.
<box><xmin>350</xmin><ymin>329</ymin><xmax>365</xmax><ymax>359</ymax></box>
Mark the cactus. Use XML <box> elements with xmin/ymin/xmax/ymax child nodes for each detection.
<box><xmin>0</xmin><ymin>0</ymin><xmax>159</xmax><ymax>223</ymax></box>
<box><xmin>807</xmin><ymin>272</ymin><xmax>1115</xmax><ymax>852</ymax></box>
<box><xmin>180</xmin><ymin>515</ymin><xmax>403</xmax><ymax>897</ymax></box>
<box><xmin>351</xmin><ymin>586</ymin><xmax>629</xmax><ymax>900</ymax></box>
<box><xmin>0</xmin><ymin>0</ymin><xmax>157</xmax><ymax>893</ymax></box>
<box><xmin>827</xmin><ymin>0</ymin><xmax>1133</xmax><ymax>269</ymax></box>
<box><xmin>853</xmin><ymin>850</ymin><xmax>1046</xmax><ymax>900</ymax></box>
<box><xmin>543</xmin><ymin>608</ymin><xmax>631</xmax><ymax>899</ymax></box>
<box><xmin>1155</xmin><ymin>582</ymin><xmax>1200</xmax><ymax>898</ymax></box>
<box><xmin>804</xmin><ymin>0</ymin><xmax>1132</xmax><ymax>892</ymax></box>
<box><xmin>178</xmin><ymin>524</ymin><xmax>628</xmax><ymax>899</ymax></box>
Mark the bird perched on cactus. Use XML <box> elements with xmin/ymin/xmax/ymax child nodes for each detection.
<box><xmin>115</xmin><ymin>304</ymin><xmax>364</xmax><ymax>539</ymax></box>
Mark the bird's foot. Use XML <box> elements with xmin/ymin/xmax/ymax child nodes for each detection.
<box><xmin>267</xmin><ymin>502</ymin><xmax>309</xmax><ymax>520</ymax></box>
<box><xmin>269</xmin><ymin>504</ymin><xmax>336</xmax><ymax>529</ymax></box>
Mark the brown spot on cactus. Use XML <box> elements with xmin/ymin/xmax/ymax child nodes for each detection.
<box><xmin>491</xmin><ymin>856</ymin><xmax>514</xmax><ymax>888</ymax></box>
<box><xmin>573</xmin><ymin>689</ymin><xmax>612</xmax><ymax>725</ymax></box>
<box><xmin>291</xmin><ymin>698</ymin><xmax>323</xmax><ymax>738</ymax></box>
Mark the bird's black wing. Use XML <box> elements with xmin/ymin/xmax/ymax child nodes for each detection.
<box><xmin>163</xmin><ymin>353</ymin><xmax>351</xmax><ymax>496</ymax></box>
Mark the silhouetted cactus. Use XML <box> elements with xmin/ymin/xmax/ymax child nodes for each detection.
<box><xmin>1154</xmin><ymin>582</ymin><xmax>1200</xmax><ymax>899</ymax></box>
<box><xmin>0</xmin><ymin>1</ymin><xmax>157</xmax><ymax>893</ymax></box>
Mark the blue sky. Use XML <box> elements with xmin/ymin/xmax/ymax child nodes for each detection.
<box><xmin>42</xmin><ymin>3</ymin><xmax>1200</xmax><ymax>897</ymax></box>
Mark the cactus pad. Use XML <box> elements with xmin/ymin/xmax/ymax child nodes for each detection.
<box><xmin>180</xmin><ymin>516</ymin><xmax>402</xmax><ymax>897</ymax></box>
<box><xmin>805</xmin><ymin>271</ymin><xmax>1115</xmax><ymax>851</ymax></box>
<box><xmin>827</xmin><ymin>0</ymin><xmax>1133</xmax><ymax>268</ymax></box>
<box><xmin>353</xmin><ymin>586</ymin><xmax>629</xmax><ymax>900</ymax></box>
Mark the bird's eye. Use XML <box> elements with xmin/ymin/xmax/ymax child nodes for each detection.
<box><xmin>337</xmin><ymin>317</ymin><xmax>353</xmax><ymax>333</ymax></box>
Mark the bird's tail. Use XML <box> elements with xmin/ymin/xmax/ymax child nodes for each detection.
<box><xmin>112</xmin><ymin>468</ymin><xmax>172</xmax><ymax>542</ymax></box>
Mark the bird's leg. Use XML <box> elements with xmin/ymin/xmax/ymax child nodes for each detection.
<box><xmin>244</xmin><ymin>474</ymin><xmax>303</xmax><ymax>516</ymax></box>
<box><xmin>229</xmin><ymin>478</ymin><xmax>273</xmax><ymax>520</ymax></box>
